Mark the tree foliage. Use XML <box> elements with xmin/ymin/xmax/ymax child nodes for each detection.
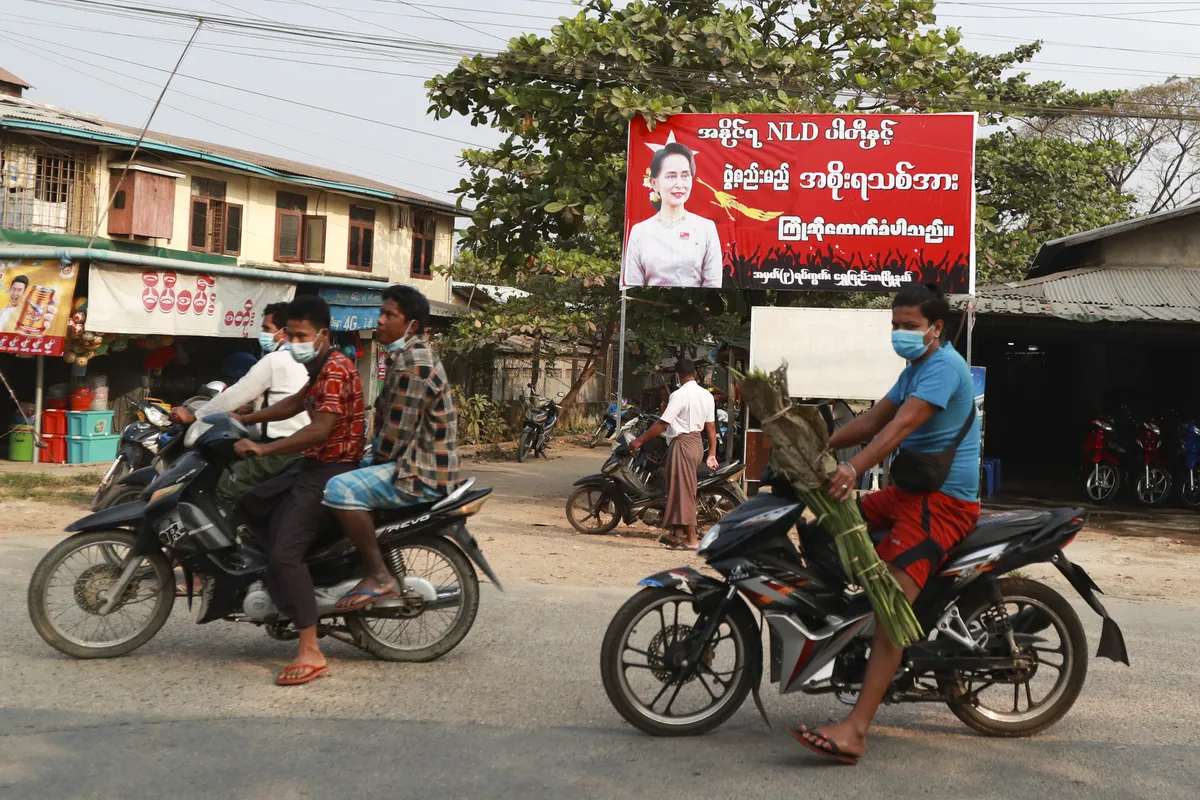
<box><xmin>975</xmin><ymin>132</ymin><xmax>1136</xmax><ymax>285</ymax></box>
<box><xmin>428</xmin><ymin>0</ymin><xmax>1119</xmax><ymax>397</ymax></box>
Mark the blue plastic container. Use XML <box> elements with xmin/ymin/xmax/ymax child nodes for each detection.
<box><xmin>67</xmin><ymin>410</ymin><xmax>115</xmax><ymax>438</ymax></box>
<box><xmin>67</xmin><ymin>434</ymin><xmax>120</xmax><ymax>464</ymax></box>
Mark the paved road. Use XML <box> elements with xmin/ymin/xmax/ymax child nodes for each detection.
<box><xmin>1</xmin><ymin>527</ymin><xmax>1197</xmax><ymax>800</ymax></box>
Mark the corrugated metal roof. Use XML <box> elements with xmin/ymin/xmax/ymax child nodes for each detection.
<box><xmin>1031</xmin><ymin>203</ymin><xmax>1200</xmax><ymax>273</ymax></box>
<box><xmin>0</xmin><ymin>95</ymin><xmax>460</xmax><ymax>215</ymax></box>
<box><xmin>0</xmin><ymin>68</ymin><xmax>31</xmax><ymax>89</ymax></box>
<box><xmin>952</xmin><ymin>266</ymin><xmax>1200</xmax><ymax>323</ymax></box>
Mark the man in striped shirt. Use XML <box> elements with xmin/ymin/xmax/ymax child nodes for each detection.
<box><xmin>324</xmin><ymin>285</ymin><xmax>459</xmax><ymax>613</ymax></box>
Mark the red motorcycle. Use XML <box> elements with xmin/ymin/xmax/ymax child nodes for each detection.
<box><xmin>1132</xmin><ymin>418</ymin><xmax>1172</xmax><ymax>506</ymax></box>
<box><xmin>1082</xmin><ymin>416</ymin><xmax>1123</xmax><ymax>504</ymax></box>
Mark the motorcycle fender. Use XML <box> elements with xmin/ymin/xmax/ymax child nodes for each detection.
<box><xmin>118</xmin><ymin>466</ymin><xmax>156</xmax><ymax>487</ymax></box>
<box><xmin>446</xmin><ymin>522</ymin><xmax>503</xmax><ymax>591</ymax></box>
<box><xmin>572</xmin><ymin>474</ymin><xmax>615</xmax><ymax>488</ymax></box>
<box><xmin>638</xmin><ymin>567</ymin><xmax>725</xmax><ymax>604</ymax></box>
<box><xmin>1051</xmin><ymin>554</ymin><xmax>1130</xmax><ymax>666</ymax></box>
<box><xmin>1087</xmin><ymin>452</ymin><xmax>1119</xmax><ymax>466</ymax></box>
<box><xmin>65</xmin><ymin>500</ymin><xmax>148</xmax><ymax>533</ymax></box>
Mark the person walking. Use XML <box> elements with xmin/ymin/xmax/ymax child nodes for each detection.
<box><xmin>629</xmin><ymin>357</ymin><xmax>718</xmax><ymax>549</ymax></box>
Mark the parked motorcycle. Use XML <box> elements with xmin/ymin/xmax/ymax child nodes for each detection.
<box><xmin>589</xmin><ymin>398</ymin><xmax>638</xmax><ymax>448</ymax></box>
<box><xmin>1133</xmin><ymin>417</ymin><xmax>1172</xmax><ymax>506</ymax></box>
<box><xmin>600</xmin><ymin>467</ymin><xmax>1129</xmax><ymax>738</ymax></box>
<box><xmin>28</xmin><ymin>413</ymin><xmax>501</xmax><ymax>663</ymax></box>
<box><xmin>517</xmin><ymin>393</ymin><xmax>560</xmax><ymax>463</ymax></box>
<box><xmin>1178</xmin><ymin>419</ymin><xmax>1200</xmax><ymax>508</ymax></box>
<box><xmin>566</xmin><ymin>435</ymin><xmax>746</xmax><ymax>535</ymax></box>
<box><xmin>1081</xmin><ymin>415</ymin><xmax>1124</xmax><ymax>504</ymax></box>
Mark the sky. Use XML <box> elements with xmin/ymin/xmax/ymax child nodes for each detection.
<box><xmin>2</xmin><ymin>0</ymin><xmax>1198</xmax><ymax>209</ymax></box>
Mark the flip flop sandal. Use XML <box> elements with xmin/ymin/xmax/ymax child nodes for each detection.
<box><xmin>275</xmin><ymin>664</ymin><xmax>328</xmax><ymax>686</ymax></box>
<box><xmin>789</xmin><ymin>726</ymin><xmax>860</xmax><ymax>766</ymax></box>
<box><xmin>334</xmin><ymin>587</ymin><xmax>398</xmax><ymax>613</ymax></box>
<box><xmin>664</xmin><ymin>541</ymin><xmax>698</xmax><ymax>551</ymax></box>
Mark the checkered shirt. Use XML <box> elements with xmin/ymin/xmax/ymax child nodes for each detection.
<box><xmin>374</xmin><ymin>338</ymin><xmax>459</xmax><ymax>494</ymax></box>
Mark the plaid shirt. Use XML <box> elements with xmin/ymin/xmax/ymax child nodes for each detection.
<box><xmin>303</xmin><ymin>349</ymin><xmax>366</xmax><ymax>464</ymax></box>
<box><xmin>374</xmin><ymin>337</ymin><xmax>459</xmax><ymax>494</ymax></box>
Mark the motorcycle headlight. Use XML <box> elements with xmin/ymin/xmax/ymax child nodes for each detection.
<box><xmin>143</xmin><ymin>404</ymin><xmax>171</xmax><ymax>428</ymax></box>
<box><xmin>698</xmin><ymin>523</ymin><xmax>722</xmax><ymax>553</ymax></box>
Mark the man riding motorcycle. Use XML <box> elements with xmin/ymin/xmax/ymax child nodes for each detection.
<box><xmin>230</xmin><ymin>295</ymin><xmax>366</xmax><ymax>686</ymax></box>
<box><xmin>171</xmin><ymin>302</ymin><xmax>310</xmax><ymax>507</ymax></box>
<box><xmin>322</xmin><ymin>285</ymin><xmax>460</xmax><ymax>612</ymax></box>
<box><xmin>791</xmin><ymin>282</ymin><xmax>981</xmax><ymax>765</ymax></box>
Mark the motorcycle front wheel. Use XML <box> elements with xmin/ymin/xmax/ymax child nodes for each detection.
<box><xmin>28</xmin><ymin>530</ymin><xmax>175</xmax><ymax>659</ymax></box>
<box><xmin>566</xmin><ymin>486</ymin><xmax>621</xmax><ymax>535</ymax></box>
<box><xmin>588</xmin><ymin>422</ymin><xmax>609</xmax><ymax>449</ymax></box>
<box><xmin>1180</xmin><ymin>468</ymin><xmax>1200</xmax><ymax>508</ymax></box>
<box><xmin>600</xmin><ymin>588</ymin><xmax>756</xmax><ymax>737</ymax></box>
<box><xmin>347</xmin><ymin>535</ymin><xmax>480</xmax><ymax>662</ymax></box>
<box><xmin>1084</xmin><ymin>462</ymin><xmax>1120</xmax><ymax>504</ymax></box>
<box><xmin>1136</xmin><ymin>465</ymin><xmax>1171</xmax><ymax>506</ymax></box>
<box><xmin>516</xmin><ymin>428</ymin><xmax>535</xmax><ymax>463</ymax></box>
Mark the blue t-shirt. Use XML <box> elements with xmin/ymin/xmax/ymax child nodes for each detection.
<box><xmin>885</xmin><ymin>345</ymin><xmax>981</xmax><ymax>501</ymax></box>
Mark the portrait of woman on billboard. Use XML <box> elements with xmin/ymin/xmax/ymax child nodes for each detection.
<box><xmin>622</xmin><ymin>142</ymin><xmax>723</xmax><ymax>288</ymax></box>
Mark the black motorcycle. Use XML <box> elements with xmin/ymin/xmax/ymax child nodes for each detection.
<box><xmin>566</xmin><ymin>437</ymin><xmax>746</xmax><ymax>535</ymax></box>
<box><xmin>28</xmin><ymin>414</ymin><xmax>501</xmax><ymax>663</ymax></box>
<box><xmin>588</xmin><ymin>397</ymin><xmax>639</xmax><ymax>448</ymax></box>
<box><xmin>90</xmin><ymin>399</ymin><xmax>175</xmax><ymax>510</ymax></box>
<box><xmin>517</xmin><ymin>392</ymin><xmax>560</xmax><ymax>463</ymax></box>
<box><xmin>600</xmin><ymin>468</ymin><xmax>1129</xmax><ymax>738</ymax></box>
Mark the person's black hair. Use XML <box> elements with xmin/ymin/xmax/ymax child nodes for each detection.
<box><xmin>675</xmin><ymin>356</ymin><xmax>697</xmax><ymax>378</ymax></box>
<box><xmin>9</xmin><ymin>275</ymin><xmax>29</xmax><ymax>289</ymax></box>
<box><xmin>382</xmin><ymin>284</ymin><xmax>429</xmax><ymax>333</ymax></box>
<box><xmin>262</xmin><ymin>301</ymin><xmax>289</xmax><ymax>329</ymax></box>
<box><xmin>286</xmin><ymin>294</ymin><xmax>331</xmax><ymax>330</ymax></box>
<box><xmin>892</xmin><ymin>282</ymin><xmax>950</xmax><ymax>325</ymax></box>
<box><xmin>650</xmin><ymin>142</ymin><xmax>696</xmax><ymax>178</ymax></box>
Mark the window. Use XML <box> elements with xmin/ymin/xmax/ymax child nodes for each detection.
<box><xmin>274</xmin><ymin>191</ymin><xmax>325</xmax><ymax>263</ymax></box>
<box><xmin>189</xmin><ymin>178</ymin><xmax>241</xmax><ymax>255</ymax></box>
<box><xmin>410</xmin><ymin>213</ymin><xmax>436</xmax><ymax>278</ymax></box>
<box><xmin>348</xmin><ymin>205</ymin><xmax>375</xmax><ymax>272</ymax></box>
<box><xmin>36</xmin><ymin>155</ymin><xmax>77</xmax><ymax>203</ymax></box>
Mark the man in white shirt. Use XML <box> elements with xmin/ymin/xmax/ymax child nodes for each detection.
<box><xmin>172</xmin><ymin>302</ymin><xmax>311</xmax><ymax>506</ymax></box>
<box><xmin>630</xmin><ymin>358</ymin><xmax>718</xmax><ymax>549</ymax></box>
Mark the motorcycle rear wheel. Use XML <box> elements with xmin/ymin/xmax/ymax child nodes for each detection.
<box><xmin>28</xmin><ymin>530</ymin><xmax>174</xmax><ymax>659</ymax></box>
<box><xmin>601</xmin><ymin>588</ymin><xmax>756</xmax><ymax>737</ymax></box>
<box><xmin>346</xmin><ymin>536</ymin><xmax>480</xmax><ymax>662</ymax></box>
<box><xmin>941</xmin><ymin>578</ymin><xmax>1087</xmax><ymax>737</ymax></box>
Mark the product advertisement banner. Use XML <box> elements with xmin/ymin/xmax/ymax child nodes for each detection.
<box><xmin>0</xmin><ymin>258</ymin><xmax>80</xmax><ymax>356</ymax></box>
<box><xmin>622</xmin><ymin>113</ymin><xmax>976</xmax><ymax>293</ymax></box>
<box><xmin>86</xmin><ymin>264</ymin><xmax>295</xmax><ymax>338</ymax></box>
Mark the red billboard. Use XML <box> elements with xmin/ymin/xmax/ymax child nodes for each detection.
<box><xmin>621</xmin><ymin>113</ymin><xmax>976</xmax><ymax>294</ymax></box>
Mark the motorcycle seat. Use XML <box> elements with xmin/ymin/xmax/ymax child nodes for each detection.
<box><xmin>955</xmin><ymin>510</ymin><xmax>1052</xmax><ymax>551</ymax></box>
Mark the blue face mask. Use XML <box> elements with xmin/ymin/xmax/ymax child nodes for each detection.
<box><xmin>290</xmin><ymin>331</ymin><xmax>326</xmax><ymax>365</ymax></box>
<box><xmin>258</xmin><ymin>332</ymin><xmax>279</xmax><ymax>353</ymax></box>
<box><xmin>381</xmin><ymin>322</ymin><xmax>417</xmax><ymax>354</ymax></box>
<box><xmin>891</xmin><ymin>329</ymin><xmax>932</xmax><ymax>361</ymax></box>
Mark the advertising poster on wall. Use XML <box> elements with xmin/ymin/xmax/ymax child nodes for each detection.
<box><xmin>86</xmin><ymin>264</ymin><xmax>295</xmax><ymax>338</ymax></box>
<box><xmin>622</xmin><ymin>113</ymin><xmax>976</xmax><ymax>293</ymax></box>
<box><xmin>0</xmin><ymin>258</ymin><xmax>80</xmax><ymax>356</ymax></box>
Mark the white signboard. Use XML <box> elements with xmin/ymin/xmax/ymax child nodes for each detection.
<box><xmin>749</xmin><ymin>306</ymin><xmax>905</xmax><ymax>400</ymax></box>
<box><xmin>87</xmin><ymin>264</ymin><xmax>295</xmax><ymax>338</ymax></box>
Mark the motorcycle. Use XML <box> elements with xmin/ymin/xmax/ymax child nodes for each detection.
<box><xmin>1081</xmin><ymin>415</ymin><xmax>1124</xmax><ymax>504</ymax></box>
<box><xmin>599</xmin><ymin>467</ymin><xmax>1129</xmax><ymax>738</ymax></box>
<box><xmin>91</xmin><ymin>384</ymin><xmax>226</xmax><ymax>511</ymax></box>
<box><xmin>566</xmin><ymin>434</ymin><xmax>746</xmax><ymax>535</ymax></box>
<box><xmin>28</xmin><ymin>413</ymin><xmax>502</xmax><ymax>663</ymax></box>
<box><xmin>517</xmin><ymin>392</ymin><xmax>560</xmax><ymax>463</ymax></box>
<box><xmin>1133</xmin><ymin>417</ymin><xmax>1172</xmax><ymax>506</ymax></box>
<box><xmin>1178</xmin><ymin>419</ymin><xmax>1200</xmax><ymax>508</ymax></box>
<box><xmin>589</xmin><ymin>397</ymin><xmax>638</xmax><ymax>449</ymax></box>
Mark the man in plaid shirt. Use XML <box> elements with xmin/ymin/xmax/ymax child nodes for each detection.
<box><xmin>324</xmin><ymin>285</ymin><xmax>459</xmax><ymax>612</ymax></box>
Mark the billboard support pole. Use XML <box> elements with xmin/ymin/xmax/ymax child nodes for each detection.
<box><xmin>31</xmin><ymin>355</ymin><xmax>44</xmax><ymax>465</ymax></box>
<box><xmin>615</xmin><ymin>293</ymin><xmax>628</xmax><ymax>418</ymax></box>
<box><xmin>965</xmin><ymin>295</ymin><xmax>976</xmax><ymax>366</ymax></box>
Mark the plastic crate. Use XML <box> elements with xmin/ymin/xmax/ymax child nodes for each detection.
<box><xmin>981</xmin><ymin>457</ymin><xmax>1002</xmax><ymax>498</ymax></box>
<box><xmin>68</xmin><ymin>434</ymin><xmax>119</xmax><ymax>464</ymax></box>
<box><xmin>41</xmin><ymin>434</ymin><xmax>67</xmax><ymax>464</ymax></box>
<box><xmin>67</xmin><ymin>410</ymin><xmax>115</xmax><ymax>438</ymax></box>
<box><xmin>42</xmin><ymin>409</ymin><xmax>68</xmax><ymax>435</ymax></box>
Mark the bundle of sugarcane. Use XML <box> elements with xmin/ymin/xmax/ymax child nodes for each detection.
<box><xmin>739</xmin><ymin>363</ymin><xmax>922</xmax><ymax>648</ymax></box>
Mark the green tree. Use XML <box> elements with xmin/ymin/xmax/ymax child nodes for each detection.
<box><xmin>429</xmin><ymin>0</ymin><xmax>1115</xmax><ymax>404</ymax></box>
<box><xmin>975</xmin><ymin>131</ymin><xmax>1135</xmax><ymax>284</ymax></box>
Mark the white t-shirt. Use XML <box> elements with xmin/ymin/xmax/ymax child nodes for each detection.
<box><xmin>622</xmin><ymin>213</ymin><xmax>723</xmax><ymax>288</ymax></box>
<box><xmin>660</xmin><ymin>379</ymin><xmax>716</xmax><ymax>441</ymax></box>
<box><xmin>195</xmin><ymin>349</ymin><xmax>311</xmax><ymax>439</ymax></box>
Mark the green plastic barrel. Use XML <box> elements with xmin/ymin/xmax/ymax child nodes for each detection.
<box><xmin>8</xmin><ymin>425</ymin><xmax>34</xmax><ymax>462</ymax></box>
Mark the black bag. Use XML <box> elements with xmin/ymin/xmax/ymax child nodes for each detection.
<box><xmin>890</xmin><ymin>406</ymin><xmax>976</xmax><ymax>494</ymax></box>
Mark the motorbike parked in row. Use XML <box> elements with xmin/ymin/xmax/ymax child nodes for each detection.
<box><xmin>517</xmin><ymin>392</ymin><xmax>560</xmax><ymax>463</ymax></box>
<box><xmin>1177</xmin><ymin>419</ymin><xmax>1200</xmax><ymax>508</ymax></box>
<box><xmin>600</xmin><ymin>464</ymin><xmax>1129</xmax><ymax>738</ymax></box>
<box><xmin>589</xmin><ymin>397</ymin><xmax>639</xmax><ymax>449</ymax></box>
<box><xmin>28</xmin><ymin>413</ymin><xmax>501</xmax><ymax>663</ymax></box>
<box><xmin>566</xmin><ymin>432</ymin><xmax>746</xmax><ymax>535</ymax></box>
<box><xmin>1081</xmin><ymin>415</ymin><xmax>1172</xmax><ymax>506</ymax></box>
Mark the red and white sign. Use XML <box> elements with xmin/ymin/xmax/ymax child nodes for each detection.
<box><xmin>622</xmin><ymin>113</ymin><xmax>976</xmax><ymax>293</ymax></box>
<box><xmin>87</xmin><ymin>264</ymin><xmax>295</xmax><ymax>338</ymax></box>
